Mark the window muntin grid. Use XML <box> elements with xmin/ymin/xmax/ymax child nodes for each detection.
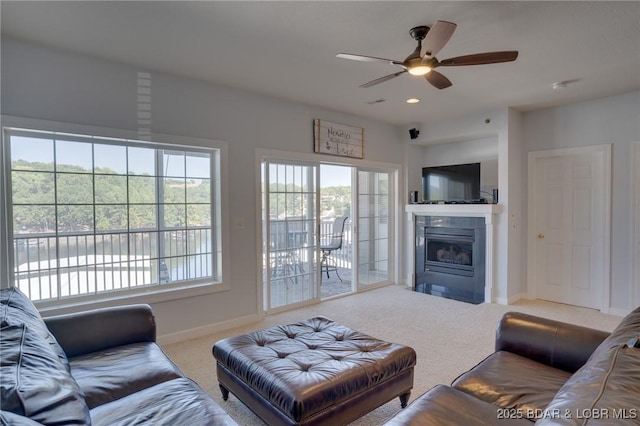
<box><xmin>5</xmin><ymin>128</ymin><xmax>219</xmax><ymax>302</ymax></box>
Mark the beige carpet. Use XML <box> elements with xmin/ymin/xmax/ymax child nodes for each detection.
<box><xmin>162</xmin><ymin>285</ymin><xmax>623</xmax><ymax>425</ymax></box>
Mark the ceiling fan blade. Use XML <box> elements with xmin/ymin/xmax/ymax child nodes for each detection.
<box><xmin>337</xmin><ymin>53</ymin><xmax>404</xmax><ymax>66</ymax></box>
<box><xmin>359</xmin><ymin>70</ymin><xmax>407</xmax><ymax>88</ymax></box>
<box><xmin>425</xmin><ymin>70</ymin><xmax>452</xmax><ymax>89</ymax></box>
<box><xmin>438</xmin><ymin>51</ymin><xmax>519</xmax><ymax>67</ymax></box>
<box><xmin>422</xmin><ymin>20</ymin><xmax>457</xmax><ymax>58</ymax></box>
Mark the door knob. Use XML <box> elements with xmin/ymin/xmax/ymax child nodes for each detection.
<box><xmin>537</xmin><ymin>233</ymin><xmax>545</xmax><ymax>239</ymax></box>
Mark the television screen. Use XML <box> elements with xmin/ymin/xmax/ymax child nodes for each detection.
<box><xmin>422</xmin><ymin>163</ymin><xmax>481</xmax><ymax>202</ymax></box>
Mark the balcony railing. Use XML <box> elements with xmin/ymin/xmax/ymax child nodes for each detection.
<box><xmin>13</xmin><ymin>228</ymin><xmax>213</xmax><ymax>301</ymax></box>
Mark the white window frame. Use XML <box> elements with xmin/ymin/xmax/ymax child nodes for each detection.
<box><xmin>1</xmin><ymin>116</ymin><xmax>230</xmax><ymax>313</ymax></box>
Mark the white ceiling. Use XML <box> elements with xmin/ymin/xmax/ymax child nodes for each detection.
<box><xmin>2</xmin><ymin>1</ymin><xmax>639</xmax><ymax>126</ymax></box>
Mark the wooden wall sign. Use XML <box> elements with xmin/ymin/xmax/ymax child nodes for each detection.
<box><xmin>313</xmin><ymin>119</ymin><xmax>364</xmax><ymax>159</ymax></box>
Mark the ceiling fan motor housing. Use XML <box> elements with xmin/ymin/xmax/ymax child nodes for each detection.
<box><xmin>404</xmin><ymin>26</ymin><xmax>430</xmax><ymax>63</ymax></box>
<box><xmin>409</xmin><ymin>26</ymin><xmax>430</xmax><ymax>41</ymax></box>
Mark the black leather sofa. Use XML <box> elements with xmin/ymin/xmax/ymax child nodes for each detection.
<box><xmin>383</xmin><ymin>307</ymin><xmax>640</xmax><ymax>425</ymax></box>
<box><xmin>1</xmin><ymin>286</ymin><xmax>237</xmax><ymax>425</ymax></box>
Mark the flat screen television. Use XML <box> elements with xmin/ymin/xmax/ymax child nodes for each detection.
<box><xmin>422</xmin><ymin>162</ymin><xmax>481</xmax><ymax>202</ymax></box>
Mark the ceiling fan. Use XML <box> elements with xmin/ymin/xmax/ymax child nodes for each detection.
<box><xmin>336</xmin><ymin>21</ymin><xmax>518</xmax><ymax>89</ymax></box>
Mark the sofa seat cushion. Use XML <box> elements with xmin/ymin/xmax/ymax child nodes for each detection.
<box><xmin>1</xmin><ymin>287</ymin><xmax>69</xmax><ymax>369</ymax></box>
<box><xmin>89</xmin><ymin>378</ymin><xmax>238</xmax><ymax>426</ymax></box>
<box><xmin>69</xmin><ymin>341</ymin><xmax>183</xmax><ymax>409</ymax></box>
<box><xmin>0</xmin><ymin>323</ymin><xmax>91</xmax><ymax>425</ymax></box>
<box><xmin>452</xmin><ymin>351</ymin><xmax>571</xmax><ymax>419</ymax></box>
<box><xmin>383</xmin><ymin>384</ymin><xmax>533</xmax><ymax>425</ymax></box>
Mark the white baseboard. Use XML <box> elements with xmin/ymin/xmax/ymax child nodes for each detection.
<box><xmin>494</xmin><ymin>292</ymin><xmax>527</xmax><ymax>306</ymax></box>
<box><xmin>157</xmin><ymin>313</ymin><xmax>261</xmax><ymax>345</ymax></box>
<box><xmin>606</xmin><ymin>306</ymin><xmax>631</xmax><ymax>317</ymax></box>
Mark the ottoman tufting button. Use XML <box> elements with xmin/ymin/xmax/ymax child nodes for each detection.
<box><xmin>307</xmin><ymin>344</ymin><xmax>317</xmax><ymax>350</ymax></box>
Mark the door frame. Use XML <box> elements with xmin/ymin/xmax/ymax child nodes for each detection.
<box><xmin>526</xmin><ymin>144</ymin><xmax>611</xmax><ymax>312</ymax></box>
<box><xmin>255</xmin><ymin>148</ymin><xmax>400</xmax><ymax>317</ymax></box>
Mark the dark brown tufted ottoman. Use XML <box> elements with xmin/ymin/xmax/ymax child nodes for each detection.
<box><xmin>212</xmin><ymin>316</ymin><xmax>416</xmax><ymax>426</ymax></box>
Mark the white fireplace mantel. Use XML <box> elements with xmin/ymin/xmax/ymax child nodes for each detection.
<box><xmin>405</xmin><ymin>203</ymin><xmax>503</xmax><ymax>303</ymax></box>
<box><xmin>405</xmin><ymin>203</ymin><xmax>503</xmax><ymax>223</ymax></box>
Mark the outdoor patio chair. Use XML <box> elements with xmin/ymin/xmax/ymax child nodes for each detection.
<box><xmin>320</xmin><ymin>215</ymin><xmax>348</xmax><ymax>282</ymax></box>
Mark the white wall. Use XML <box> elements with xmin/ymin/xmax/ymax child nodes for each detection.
<box><xmin>407</xmin><ymin>108</ymin><xmax>507</xmax><ymax>203</ymax></box>
<box><xmin>633</xmin><ymin>142</ymin><xmax>640</xmax><ymax>308</ymax></box>
<box><xmin>524</xmin><ymin>91</ymin><xmax>640</xmax><ymax>313</ymax></box>
<box><xmin>420</xmin><ymin>137</ymin><xmax>499</xmax><ymax>200</ymax></box>
<box><xmin>1</xmin><ymin>37</ymin><xmax>405</xmax><ymax>337</ymax></box>
<box><xmin>402</xmin><ymin>142</ymin><xmax>427</xmax><ymax>286</ymax></box>
<box><xmin>506</xmin><ymin>108</ymin><xmax>525</xmax><ymax>300</ymax></box>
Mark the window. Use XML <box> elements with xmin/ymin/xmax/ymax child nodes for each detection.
<box><xmin>2</xmin><ymin>127</ymin><xmax>222</xmax><ymax>304</ymax></box>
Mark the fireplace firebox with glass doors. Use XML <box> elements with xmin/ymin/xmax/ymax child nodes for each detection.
<box><xmin>414</xmin><ymin>216</ymin><xmax>485</xmax><ymax>304</ymax></box>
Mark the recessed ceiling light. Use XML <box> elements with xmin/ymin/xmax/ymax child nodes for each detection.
<box><xmin>406</xmin><ymin>98</ymin><xmax>420</xmax><ymax>104</ymax></box>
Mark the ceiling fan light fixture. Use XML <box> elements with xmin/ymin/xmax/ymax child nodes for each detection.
<box><xmin>406</xmin><ymin>98</ymin><xmax>420</xmax><ymax>104</ymax></box>
<box><xmin>406</xmin><ymin>57</ymin><xmax>431</xmax><ymax>76</ymax></box>
<box><xmin>408</xmin><ymin>65</ymin><xmax>431</xmax><ymax>76</ymax></box>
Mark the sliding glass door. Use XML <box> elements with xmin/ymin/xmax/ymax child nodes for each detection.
<box><xmin>262</xmin><ymin>157</ymin><xmax>395</xmax><ymax>313</ymax></box>
<box><xmin>262</xmin><ymin>161</ymin><xmax>318</xmax><ymax>311</ymax></box>
<box><xmin>320</xmin><ymin>164</ymin><xmax>354</xmax><ymax>299</ymax></box>
<box><xmin>357</xmin><ymin>169</ymin><xmax>392</xmax><ymax>288</ymax></box>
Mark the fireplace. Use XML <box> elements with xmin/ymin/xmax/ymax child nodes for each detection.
<box><xmin>415</xmin><ymin>216</ymin><xmax>486</xmax><ymax>304</ymax></box>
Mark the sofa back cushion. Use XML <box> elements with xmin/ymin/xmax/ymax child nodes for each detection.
<box><xmin>538</xmin><ymin>307</ymin><xmax>640</xmax><ymax>425</ymax></box>
<box><xmin>1</xmin><ymin>323</ymin><xmax>91</xmax><ymax>425</ymax></box>
<box><xmin>495</xmin><ymin>311</ymin><xmax>611</xmax><ymax>373</ymax></box>
<box><xmin>0</xmin><ymin>287</ymin><xmax>69</xmax><ymax>370</ymax></box>
<box><xmin>588</xmin><ymin>306</ymin><xmax>640</xmax><ymax>359</ymax></box>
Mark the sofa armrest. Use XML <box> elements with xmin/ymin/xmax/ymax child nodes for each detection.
<box><xmin>495</xmin><ymin>312</ymin><xmax>610</xmax><ymax>373</ymax></box>
<box><xmin>44</xmin><ymin>304</ymin><xmax>156</xmax><ymax>358</ymax></box>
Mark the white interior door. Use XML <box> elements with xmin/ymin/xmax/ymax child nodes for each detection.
<box><xmin>528</xmin><ymin>145</ymin><xmax>610</xmax><ymax>310</ymax></box>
